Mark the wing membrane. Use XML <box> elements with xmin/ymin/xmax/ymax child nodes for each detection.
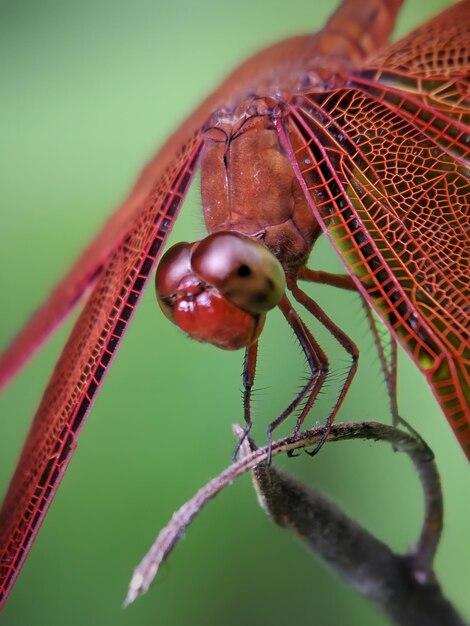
<box><xmin>367</xmin><ymin>0</ymin><xmax>470</xmax><ymax>80</ymax></box>
<box><xmin>281</xmin><ymin>1</ymin><xmax>470</xmax><ymax>456</ymax></box>
<box><xmin>355</xmin><ymin>0</ymin><xmax>470</xmax><ymax>162</ymax></box>
<box><xmin>0</xmin><ymin>133</ymin><xmax>202</xmax><ymax>607</ymax></box>
<box><xmin>0</xmin><ymin>133</ymin><xmax>206</xmax><ymax>392</ymax></box>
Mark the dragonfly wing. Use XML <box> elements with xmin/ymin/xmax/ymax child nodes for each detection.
<box><xmin>0</xmin><ymin>117</ymin><xmax>210</xmax><ymax>392</ymax></box>
<box><xmin>279</xmin><ymin>1</ymin><xmax>470</xmax><ymax>456</ymax></box>
<box><xmin>0</xmin><ymin>132</ymin><xmax>203</xmax><ymax>608</ymax></box>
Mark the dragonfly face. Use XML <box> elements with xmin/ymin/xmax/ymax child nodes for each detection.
<box><xmin>0</xmin><ymin>0</ymin><xmax>467</xmax><ymax>623</ymax></box>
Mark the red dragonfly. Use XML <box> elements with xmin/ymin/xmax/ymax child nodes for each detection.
<box><xmin>0</xmin><ymin>0</ymin><xmax>468</xmax><ymax>614</ymax></box>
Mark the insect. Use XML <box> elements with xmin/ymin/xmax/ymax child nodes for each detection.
<box><xmin>0</xmin><ymin>0</ymin><xmax>468</xmax><ymax>616</ymax></box>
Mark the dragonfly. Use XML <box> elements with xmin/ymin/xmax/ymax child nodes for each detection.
<box><xmin>0</xmin><ymin>0</ymin><xmax>468</xmax><ymax>614</ymax></box>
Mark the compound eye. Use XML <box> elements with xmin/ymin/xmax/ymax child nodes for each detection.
<box><xmin>191</xmin><ymin>231</ymin><xmax>286</xmax><ymax>314</ymax></box>
<box><xmin>155</xmin><ymin>242</ymin><xmax>192</xmax><ymax>322</ymax></box>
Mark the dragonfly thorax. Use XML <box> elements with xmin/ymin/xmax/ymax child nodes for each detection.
<box><xmin>201</xmin><ymin>97</ymin><xmax>322</xmax><ymax>271</ymax></box>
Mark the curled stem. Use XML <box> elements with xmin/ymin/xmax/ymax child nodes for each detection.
<box><xmin>250</xmin><ymin>442</ymin><xmax>462</xmax><ymax>626</ymax></box>
<box><xmin>124</xmin><ymin>421</ymin><xmax>448</xmax><ymax>622</ymax></box>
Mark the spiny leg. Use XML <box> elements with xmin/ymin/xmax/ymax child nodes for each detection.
<box><xmin>301</xmin><ymin>268</ymin><xmax>402</xmax><ymax>428</ymax></box>
<box><xmin>232</xmin><ymin>341</ymin><xmax>258</xmax><ymax>460</ymax></box>
<box><xmin>298</xmin><ymin>268</ymin><xmax>357</xmax><ymax>291</ymax></box>
<box><xmin>290</xmin><ymin>274</ymin><xmax>359</xmax><ymax>457</ymax></box>
<box><xmin>361</xmin><ymin>298</ymin><xmax>424</xmax><ymax>444</ymax></box>
<box><xmin>361</xmin><ymin>298</ymin><xmax>399</xmax><ymax>421</ymax></box>
<box><xmin>237</xmin><ymin>271</ymin><xmax>358</xmax><ymax>464</ymax></box>
<box><xmin>301</xmin><ymin>270</ymin><xmax>421</xmax><ymax>447</ymax></box>
<box><xmin>303</xmin><ymin>269</ymin><xmax>423</xmax><ymax>448</ymax></box>
<box><xmin>263</xmin><ymin>294</ymin><xmax>329</xmax><ymax>464</ymax></box>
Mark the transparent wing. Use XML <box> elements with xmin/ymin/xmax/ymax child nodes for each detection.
<box><xmin>0</xmin><ymin>133</ymin><xmax>203</xmax><ymax>608</ymax></box>
<box><xmin>279</xmin><ymin>1</ymin><xmax>470</xmax><ymax>456</ymax></box>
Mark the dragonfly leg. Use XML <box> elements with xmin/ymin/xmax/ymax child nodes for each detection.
<box><xmin>288</xmin><ymin>276</ymin><xmax>359</xmax><ymax>457</ymax></box>
<box><xmin>232</xmin><ymin>341</ymin><xmax>258</xmax><ymax>460</ymax></box>
<box><xmin>361</xmin><ymin>298</ymin><xmax>400</xmax><ymax>422</ymax></box>
<box><xmin>298</xmin><ymin>267</ymin><xmax>357</xmax><ymax>292</ymax></box>
<box><xmin>300</xmin><ymin>277</ymin><xmax>426</xmax><ymax>454</ymax></box>
<box><xmin>302</xmin><ymin>272</ymin><xmax>413</xmax><ymax>437</ymax></box>
<box><xmin>264</xmin><ymin>294</ymin><xmax>329</xmax><ymax>464</ymax></box>
<box><xmin>360</xmin><ymin>299</ymin><xmax>430</xmax><ymax>453</ymax></box>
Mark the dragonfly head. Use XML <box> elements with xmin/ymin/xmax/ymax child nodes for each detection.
<box><xmin>155</xmin><ymin>231</ymin><xmax>286</xmax><ymax>350</ymax></box>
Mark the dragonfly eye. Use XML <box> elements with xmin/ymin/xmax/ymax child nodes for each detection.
<box><xmin>155</xmin><ymin>232</ymin><xmax>284</xmax><ymax>350</ymax></box>
<box><xmin>191</xmin><ymin>231</ymin><xmax>286</xmax><ymax>314</ymax></box>
<box><xmin>154</xmin><ymin>241</ymin><xmax>193</xmax><ymax>323</ymax></box>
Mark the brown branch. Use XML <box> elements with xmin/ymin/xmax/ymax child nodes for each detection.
<box><xmin>251</xmin><ymin>452</ymin><xmax>464</xmax><ymax>626</ymax></box>
<box><xmin>123</xmin><ymin>420</ymin><xmax>453</xmax><ymax>620</ymax></box>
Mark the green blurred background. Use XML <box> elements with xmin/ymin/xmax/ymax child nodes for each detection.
<box><xmin>0</xmin><ymin>0</ymin><xmax>467</xmax><ymax>624</ymax></box>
